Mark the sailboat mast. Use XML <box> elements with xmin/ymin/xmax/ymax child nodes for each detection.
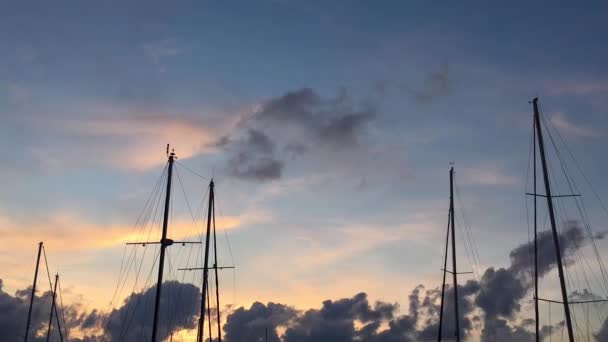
<box><xmin>212</xmin><ymin>201</ymin><xmax>223</xmax><ymax>341</ymax></box>
<box><xmin>533</xmin><ymin>115</ymin><xmax>540</xmax><ymax>342</ymax></box>
<box><xmin>24</xmin><ymin>241</ymin><xmax>43</xmax><ymax>342</ymax></box>
<box><xmin>450</xmin><ymin>167</ymin><xmax>461</xmax><ymax>342</ymax></box>
<box><xmin>532</xmin><ymin>97</ymin><xmax>574</xmax><ymax>342</ymax></box>
<box><xmin>46</xmin><ymin>273</ymin><xmax>63</xmax><ymax>342</ymax></box>
<box><xmin>437</xmin><ymin>212</ymin><xmax>450</xmax><ymax>342</ymax></box>
<box><xmin>198</xmin><ymin>180</ymin><xmax>215</xmax><ymax>342</ymax></box>
<box><xmin>151</xmin><ymin>151</ymin><xmax>175</xmax><ymax>342</ymax></box>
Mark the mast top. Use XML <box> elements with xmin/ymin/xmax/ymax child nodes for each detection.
<box><xmin>166</xmin><ymin>144</ymin><xmax>177</xmax><ymax>161</ymax></box>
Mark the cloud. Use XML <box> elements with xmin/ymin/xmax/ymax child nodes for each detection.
<box><xmin>459</xmin><ymin>166</ymin><xmax>521</xmax><ymax>186</ymax></box>
<box><xmin>1</xmin><ymin>221</ymin><xmax>597</xmax><ymax>341</ymax></box>
<box><xmin>403</xmin><ymin>62</ymin><xmax>452</xmax><ymax>103</ymax></box>
<box><xmin>103</xmin><ymin>281</ymin><xmax>200</xmax><ymax>341</ymax></box>
<box><xmin>143</xmin><ymin>39</ymin><xmax>185</xmax><ymax>65</ymax></box>
<box><xmin>25</xmin><ymin>108</ymin><xmax>235</xmax><ymax>171</ymax></box>
<box><xmin>215</xmin><ymin>88</ymin><xmax>377</xmax><ymax>181</ymax></box>
<box><xmin>0</xmin><ymin>210</ymin><xmax>254</xmax><ymax>253</ymax></box>
<box><xmin>508</xmin><ymin>220</ymin><xmax>586</xmax><ymax>279</ymax></box>
<box><xmin>0</xmin><ymin>278</ymin><xmax>99</xmax><ymax>342</ymax></box>
<box><xmin>219</xmin><ymin>222</ymin><xmax>593</xmax><ymax>341</ymax></box>
<box><xmin>549</xmin><ymin>112</ymin><xmax>599</xmax><ymax>138</ymax></box>
<box><xmin>551</xmin><ymin>80</ymin><xmax>608</xmax><ymax>95</ymax></box>
<box><xmin>226</xmin><ymin>129</ymin><xmax>285</xmax><ymax>181</ymax></box>
<box><xmin>223</xmin><ymin>302</ymin><xmax>298</xmax><ymax>342</ymax></box>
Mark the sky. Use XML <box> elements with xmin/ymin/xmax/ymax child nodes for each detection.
<box><xmin>2</xmin><ymin>1</ymin><xmax>608</xmax><ymax>341</ymax></box>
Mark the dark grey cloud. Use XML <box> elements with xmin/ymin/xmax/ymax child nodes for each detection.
<box><xmin>402</xmin><ymin>63</ymin><xmax>451</xmax><ymax>104</ymax></box>
<box><xmin>223</xmin><ymin>302</ymin><xmax>297</xmax><ymax>342</ymax></box>
<box><xmin>0</xmin><ymin>278</ymin><xmax>99</xmax><ymax>342</ymax></box>
<box><xmin>480</xmin><ymin>317</ymin><xmax>552</xmax><ymax>342</ymax></box>
<box><xmin>475</xmin><ymin>267</ymin><xmax>527</xmax><ymax>319</ymax></box>
<box><xmin>219</xmin><ymin>222</ymin><xmax>595</xmax><ymax>342</ymax></box>
<box><xmin>1</xmin><ymin>223</ymin><xmax>599</xmax><ymax>341</ymax></box>
<box><xmin>509</xmin><ymin>220</ymin><xmax>586</xmax><ymax>280</ymax></box>
<box><xmin>0</xmin><ymin>278</ymin><xmax>202</xmax><ymax>341</ymax></box>
<box><xmin>225</xmin><ymin>129</ymin><xmax>285</xmax><ymax>181</ymax></box>
<box><xmin>216</xmin><ymin>88</ymin><xmax>376</xmax><ymax>181</ymax></box>
<box><xmin>103</xmin><ymin>280</ymin><xmax>200</xmax><ymax>341</ymax></box>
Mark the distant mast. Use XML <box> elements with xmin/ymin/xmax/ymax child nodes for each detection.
<box><xmin>24</xmin><ymin>242</ymin><xmax>43</xmax><ymax>342</ymax></box>
<box><xmin>437</xmin><ymin>166</ymin><xmax>461</xmax><ymax>342</ymax></box>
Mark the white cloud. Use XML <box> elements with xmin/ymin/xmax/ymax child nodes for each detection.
<box><xmin>550</xmin><ymin>112</ymin><xmax>600</xmax><ymax>138</ymax></box>
<box><xmin>460</xmin><ymin>166</ymin><xmax>521</xmax><ymax>186</ymax></box>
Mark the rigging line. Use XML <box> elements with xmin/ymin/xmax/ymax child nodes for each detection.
<box><xmin>171</xmin><ymin>168</ymin><xmax>206</xmax><ymax>329</ymax></box>
<box><xmin>212</xmin><ymin>197</ymin><xmax>223</xmax><ymax>342</ymax></box>
<box><xmin>455</xmin><ymin>190</ymin><xmax>481</xmax><ymax>272</ymax></box>
<box><xmin>453</xmin><ymin>184</ymin><xmax>481</xmax><ymax>281</ymax></box>
<box><xmin>453</xmin><ymin>178</ymin><xmax>481</xmax><ymax>272</ymax></box>
<box><xmin>57</xmin><ymin>278</ymin><xmax>69</xmax><ymax>341</ymax></box>
<box><xmin>214</xmin><ymin>190</ymin><xmax>238</xmax><ymax>303</ymax></box>
<box><xmin>109</xmin><ymin>172</ymin><xmax>167</xmax><ymax>333</ymax></box>
<box><xmin>176</xmin><ymin>167</ymin><xmax>196</xmax><ymax>222</ymax></box>
<box><xmin>543</xmin><ymin>116</ymin><xmax>608</xmax><ymax>313</ymax></box>
<box><xmin>133</xmin><ymin>164</ymin><xmax>169</xmax><ymax>237</ymax></box>
<box><xmin>176</xmin><ymin>161</ymin><xmax>210</xmax><ymax>182</ymax></box>
<box><xmin>456</xmin><ymin>200</ymin><xmax>480</xmax><ymax>279</ymax></box>
<box><xmin>453</xmin><ymin>212</ymin><xmax>476</xmax><ymax>282</ymax></box>
<box><xmin>525</xmin><ymin>117</ymin><xmax>535</xmax><ymax>291</ymax></box>
<box><xmin>543</xmin><ymin>115</ymin><xmax>608</xmax><ymax>296</ymax></box>
<box><xmin>113</xmin><ymin>163</ymin><xmax>168</xmax><ymax>314</ymax></box>
<box><xmin>110</xmin><ymin>167</ymin><xmax>167</xmax><ymax>319</ymax></box>
<box><xmin>549</xmin><ymin>301</ymin><xmax>552</xmax><ymax>342</ymax></box>
<box><xmin>118</xmin><ymin>248</ymin><xmax>161</xmax><ymax>342</ymax></box>
<box><xmin>117</xmin><ymin>244</ymin><xmax>157</xmax><ymax>341</ymax></box>
<box><xmin>42</xmin><ymin>245</ymin><xmax>54</xmax><ymax>292</ymax></box>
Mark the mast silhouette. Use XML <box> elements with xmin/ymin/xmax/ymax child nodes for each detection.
<box><xmin>24</xmin><ymin>242</ymin><xmax>42</xmax><ymax>342</ymax></box>
<box><xmin>45</xmin><ymin>273</ymin><xmax>63</xmax><ymax>342</ymax></box>
<box><xmin>198</xmin><ymin>179</ymin><xmax>214</xmax><ymax>342</ymax></box>
<box><xmin>532</xmin><ymin>97</ymin><xmax>574</xmax><ymax>342</ymax></box>
<box><xmin>437</xmin><ymin>166</ymin><xmax>461</xmax><ymax>342</ymax></box>
<box><xmin>450</xmin><ymin>167</ymin><xmax>461</xmax><ymax>342</ymax></box>
<box><xmin>150</xmin><ymin>148</ymin><xmax>176</xmax><ymax>342</ymax></box>
<box><xmin>533</xmin><ymin>111</ymin><xmax>539</xmax><ymax>342</ymax></box>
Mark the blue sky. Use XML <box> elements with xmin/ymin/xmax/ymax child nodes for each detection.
<box><xmin>2</xmin><ymin>1</ymin><xmax>608</xmax><ymax>340</ymax></box>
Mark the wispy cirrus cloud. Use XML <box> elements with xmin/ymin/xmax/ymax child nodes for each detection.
<box><xmin>0</xmin><ymin>209</ymin><xmax>267</xmax><ymax>253</ymax></box>
<box><xmin>28</xmin><ymin>109</ymin><xmax>237</xmax><ymax>171</ymax></box>
<box><xmin>551</xmin><ymin>80</ymin><xmax>608</xmax><ymax>95</ymax></box>
<box><xmin>459</xmin><ymin>166</ymin><xmax>521</xmax><ymax>186</ymax></box>
<box><xmin>549</xmin><ymin>112</ymin><xmax>600</xmax><ymax>138</ymax></box>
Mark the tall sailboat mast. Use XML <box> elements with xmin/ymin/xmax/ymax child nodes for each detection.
<box><xmin>24</xmin><ymin>242</ymin><xmax>43</xmax><ymax>342</ymax></box>
<box><xmin>450</xmin><ymin>167</ymin><xmax>461</xmax><ymax>342</ymax></box>
<box><xmin>150</xmin><ymin>148</ymin><xmax>176</xmax><ymax>342</ymax></box>
<box><xmin>533</xmin><ymin>111</ymin><xmax>540</xmax><ymax>342</ymax></box>
<box><xmin>178</xmin><ymin>179</ymin><xmax>233</xmax><ymax>342</ymax></box>
<box><xmin>532</xmin><ymin>97</ymin><xmax>574</xmax><ymax>342</ymax></box>
<box><xmin>437</xmin><ymin>166</ymin><xmax>461</xmax><ymax>342</ymax></box>
<box><xmin>198</xmin><ymin>179</ymin><xmax>215</xmax><ymax>342</ymax></box>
